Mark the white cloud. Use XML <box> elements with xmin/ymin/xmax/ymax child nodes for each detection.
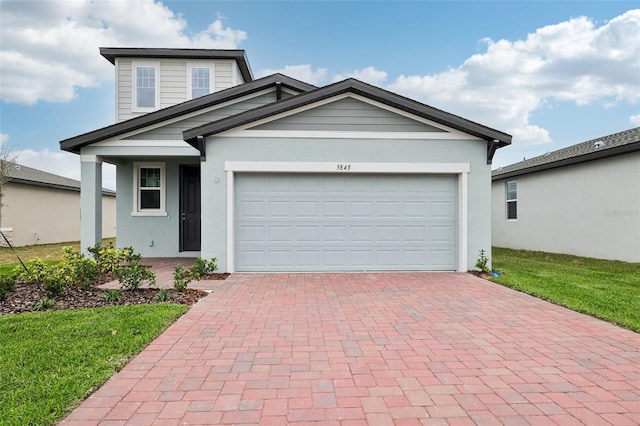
<box><xmin>333</xmin><ymin>66</ymin><xmax>388</xmax><ymax>86</ymax></box>
<box><xmin>0</xmin><ymin>0</ymin><xmax>247</xmax><ymax>105</ymax></box>
<box><xmin>0</xmin><ymin>134</ymin><xmax>8</xmax><ymax>145</ymax></box>
<box><xmin>256</xmin><ymin>65</ymin><xmax>328</xmax><ymax>85</ymax></box>
<box><xmin>14</xmin><ymin>149</ymin><xmax>116</xmax><ymax>190</ymax></box>
<box><xmin>630</xmin><ymin>114</ymin><xmax>640</xmax><ymax>126</ymax></box>
<box><xmin>388</xmin><ymin>10</ymin><xmax>640</xmax><ymax>145</ymax></box>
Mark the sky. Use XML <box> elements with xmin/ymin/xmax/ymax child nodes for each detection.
<box><xmin>0</xmin><ymin>0</ymin><xmax>639</xmax><ymax>190</ymax></box>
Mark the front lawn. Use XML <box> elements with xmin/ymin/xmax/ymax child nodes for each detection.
<box><xmin>0</xmin><ymin>304</ymin><xmax>188</xmax><ymax>425</ymax></box>
<box><xmin>491</xmin><ymin>247</ymin><xmax>640</xmax><ymax>332</ymax></box>
<box><xmin>0</xmin><ymin>238</ymin><xmax>116</xmax><ymax>269</ymax></box>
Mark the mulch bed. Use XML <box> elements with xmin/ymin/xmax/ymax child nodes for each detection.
<box><xmin>0</xmin><ymin>273</ymin><xmax>229</xmax><ymax>315</ymax></box>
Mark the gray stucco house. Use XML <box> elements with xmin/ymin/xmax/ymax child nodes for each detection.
<box><xmin>60</xmin><ymin>47</ymin><xmax>511</xmax><ymax>272</ymax></box>
<box><xmin>0</xmin><ymin>161</ymin><xmax>116</xmax><ymax>247</ymax></box>
<box><xmin>492</xmin><ymin>127</ymin><xmax>639</xmax><ymax>262</ymax></box>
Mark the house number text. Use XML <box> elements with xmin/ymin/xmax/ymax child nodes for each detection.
<box><xmin>336</xmin><ymin>164</ymin><xmax>352</xmax><ymax>171</ymax></box>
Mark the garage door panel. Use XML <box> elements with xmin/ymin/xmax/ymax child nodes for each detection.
<box><xmin>429</xmin><ymin>200</ymin><xmax>455</xmax><ymax>219</ymax></box>
<box><xmin>235</xmin><ymin>173</ymin><xmax>457</xmax><ymax>271</ymax></box>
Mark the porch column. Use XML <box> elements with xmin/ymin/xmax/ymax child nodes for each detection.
<box><xmin>80</xmin><ymin>155</ymin><xmax>102</xmax><ymax>254</ymax></box>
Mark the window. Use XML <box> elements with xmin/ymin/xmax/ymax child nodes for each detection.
<box><xmin>506</xmin><ymin>180</ymin><xmax>517</xmax><ymax>220</ymax></box>
<box><xmin>134</xmin><ymin>64</ymin><xmax>158</xmax><ymax>110</ymax></box>
<box><xmin>133</xmin><ymin>162</ymin><xmax>166</xmax><ymax>216</ymax></box>
<box><xmin>190</xmin><ymin>67</ymin><xmax>211</xmax><ymax>99</ymax></box>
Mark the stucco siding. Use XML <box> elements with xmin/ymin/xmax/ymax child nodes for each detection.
<box><xmin>201</xmin><ymin>136</ymin><xmax>491</xmax><ymax>272</ymax></box>
<box><xmin>115</xmin><ymin>158</ymin><xmax>199</xmax><ymax>257</ymax></box>
<box><xmin>125</xmin><ymin>90</ymin><xmax>280</xmax><ymax>140</ymax></box>
<box><xmin>492</xmin><ymin>152</ymin><xmax>640</xmax><ymax>262</ymax></box>
<box><xmin>1</xmin><ymin>183</ymin><xmax>116</xmax><ymax>246</ymax></box>
<box><xmin>250</xmin><ymin>98</ymin><xmax>447</xmax><ymax>132</ymax></box>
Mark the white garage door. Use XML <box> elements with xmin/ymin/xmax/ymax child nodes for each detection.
<box><xmin>234</xmin><ymin>173</ymin><xmax>458</xmax><ymax>271</ymax></box>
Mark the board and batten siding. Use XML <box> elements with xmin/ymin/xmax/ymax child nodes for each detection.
<box><xmin>126</xmin><ymin>91</ymin><xmax>282</xmax><ymax>140</ymax></box>
<box><xmin>115</xmin><ymin>58</ymin><xmax>245</xmax><ymax>122</ymax></box>
<box><xmin>249</xmin><ymin>97</ymin><xmax>448</xmax><ymax>133</ymax></box>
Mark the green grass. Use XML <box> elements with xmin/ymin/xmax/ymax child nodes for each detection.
<box><xmin>491</xmin><ymin>247</ymin><xmax>640</xmax><ymax>332</ymax></box>
<box><xmin>0</xmin><ymin>304</ymin><xmax>188</xmax><ymax>425</ymax></box>
<box><xmin>0</xmin><ymin>238</ymin><xmax>116</xmax><ymax>268</ymax></box>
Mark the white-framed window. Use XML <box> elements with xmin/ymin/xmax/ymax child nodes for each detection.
<box><xmin>133</xmin><ymin>62</ymin><xmax>159</xmax><ymax>111</ymax></box>
<box><xmin>506</xmin><ymin>180</ymin><xmax>517</xmax><ymax>220</ymax></box>
<box><xmin>132</xmin><ymin>162</ymin><xmax>166</xmax><ymax>216</ymax></box>
<box><xmin>188</xmin><ymin>64</ymin><xmax>214</xmax><ymax>99</ymax></box>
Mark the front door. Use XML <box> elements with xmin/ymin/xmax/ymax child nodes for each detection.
<box><xmin>179</xmin><ymin>165</ymin><xmax>201</xmax><ymax>251</ymax></box>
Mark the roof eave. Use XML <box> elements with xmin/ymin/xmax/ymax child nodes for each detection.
<box><xmin>60</xmin><ymin>74</ymin><xmax>317</xmax><ymax>154</ymax></box>
<box><xmin>492</xmin><ymin>141</ymin><xmax>640</xmax><ymax>181</ymax></box>
<box><xmin>99</xmin><ymin>47</ymin><xmax>254</xmax><ymax>82</ymax></box>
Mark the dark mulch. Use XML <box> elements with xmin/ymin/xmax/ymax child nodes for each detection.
<box><xmin>0</xmin><ymin>283</ymin><xmax>210</xmax><ymax>315</ymax></box>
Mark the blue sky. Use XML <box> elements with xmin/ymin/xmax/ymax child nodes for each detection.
<box><xmin>1</xmin><ymin>1</ymin><xmax>638</xmax><ymax>189</ymax></box>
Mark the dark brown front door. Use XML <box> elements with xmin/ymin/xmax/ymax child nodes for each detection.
<box><xmin>180</xmin><ymin>165</ymin><xmax>201</xmax><ymax>251</ymax></box>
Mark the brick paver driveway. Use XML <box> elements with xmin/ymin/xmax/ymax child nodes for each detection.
<box><xmin>63</xmin><ymin>273</ymin><xmax>640</xmax><ymax>425</ymax></box>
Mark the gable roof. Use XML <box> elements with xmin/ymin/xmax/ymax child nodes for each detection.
<box><xmin>60</xmin><ymin>74</ymin><xmax>317</xmax><ymax>154</ymax></box>
<box><xmin>492</xmin><ymin>127</ymin><xmax>640</xmax><ymax>180</ymax></box>
<box><xmin>182</xmin><ymin>78</ymin><xmax>512</xmax><ymax>163</ymax></box>
<box><xmin>2</xmin><ymin>161</ymin><xmax>116</xmax><ymax>196</ymax></box>
<box><xmin>100</xmin><ymin>47</ymin><xmax>254</xmax><ymax>82</ymax></box>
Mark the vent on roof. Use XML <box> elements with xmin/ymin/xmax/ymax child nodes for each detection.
<box><xmin>594</xmin><ymin>140</ymin><xmax>605</xmax><ymax>149</ymax></box>
<box><xmin>14</xmin><ymin>165</ymin><xmax>21</xmax><ymax>170</ymax></box>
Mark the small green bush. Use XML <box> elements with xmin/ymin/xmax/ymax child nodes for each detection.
<box><xmin>475</xmin><ymin>249</ymin><xmax>490</xmax><ymax>274</ymax></box>
<box><xmin>104</xmin><ymin>289</ymin><xmax>120</xmax><ymax>303</ymax></box>
<box><xmin>116</xmin><ymin>259</ymin><xmax>156</xmax><ymax>291</ymax></box>
<box><xmin>59</xmin><ymin>247</ymin><xmax>100</xmax><ymax>290</ymax></box>
<box><xmin>88</xmin><ymin>243</ymin><xmax>140</xmax><ymax>275</ymax></box>
<box><xmin>190</xmin><ymin>257</ymin><xmax>218</xmax><ymax>280</ymax></box>
<box><xmin>32</xmin><ymin>298</ymin><xmax>55</xmax><ymax>311</ymax></box>
<box><xmin>173</xmin><ymin>265</ymin><xmax>191</xmax><ymax>291</ymax></box>
<box><xmin>155</xmin><ymin>288</ymin><xmax>170</xmax><ymax>303</ymax></box>
<box><xmin>0</xmin><ymin>275</ymin><xmax>15</xmax><ymax>301</ymax></box>
<box><xmin>14</xmin><ymin>258</ymin><xmax>50</xmax><ymax>284</ymax></box>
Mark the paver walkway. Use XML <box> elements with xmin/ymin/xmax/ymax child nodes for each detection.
<box><xmin>63</xmin><ymin>273</ymin><xmax>640</xmax><ymax>425</ymax></box>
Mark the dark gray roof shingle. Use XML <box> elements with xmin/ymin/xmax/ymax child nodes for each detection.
<box><xmin>492</xmin><ymin>127</ymin><xmax>640</xmax><ymax>180</ymax></box>
<box><xmin>2</xmin><ymin>161</ymin><xmax>115</xmax><ymax>196</ymax></box>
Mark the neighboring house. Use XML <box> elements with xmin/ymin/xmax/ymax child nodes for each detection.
<box><xmin>492</xmin><ymin>127</ymin><xmax>640</xmax><ymax>262</ymax></box>
<box><xmin>60</xmin><ymin>47</ymin><xmax>511</xmax><ymax>272</ymax></box>
<box><xmin>0</xmin><ymin>161</ymin><xmax>116</xmax><ymax>247</ymax></box>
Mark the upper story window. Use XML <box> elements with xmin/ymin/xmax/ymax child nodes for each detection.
<box><xmin>132</xmin><ymin>162</ymin><xmax>166</xmax><ymax>216</ymax></box>
<box><xmin>133</xmin><ymin>63</ymin><xmax>159</xmax><ymax>112</ymax></box>
<box><xmin>191</xmin><ymin>67</ymin><xmax>211</xmax><ymax>98</ymax></box>
<box><xmin>506</xmin><ymin>180</ymin><xmax>517</xmax><ymax>220</ymax></box>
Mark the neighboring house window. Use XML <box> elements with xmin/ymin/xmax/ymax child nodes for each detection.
<box><xmin>133</xmin><ymin>64</ymin><xmax>158</xmax><ymax>111</ymax></box>
<box><xmin>189</xmin><ymin>66</ymin><xmax>212</xmax><ymax>99</ymax></box>
<box><xmin>133</xmin><ymin>162</ymin><xmax>166</xmax><ymax>216</ymax></box>
<box><xmin>506</xmin><ymin>180</ymin><xmax>517</xmax><ymax>220</ymax></box>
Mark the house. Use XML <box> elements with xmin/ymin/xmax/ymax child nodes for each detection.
<box><xmin>492</xmin><ymin>127</ymin><xmax>640</xmax><ymax>262</ymax></box>
<box><xmin>0</xmin><ymin>161</ymin><xmax>116</xmax><ymax>247</ymax></box>
<box><xmin>60</xmin><ymin>47</ymin><xmax>511</xmax><ymax>272</ymax></box>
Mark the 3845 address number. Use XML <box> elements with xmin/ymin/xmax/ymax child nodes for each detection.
<box><xmin>336</xmin><ymin>164</ymin><xmax>352</xmax><ymax>171</ymax></box>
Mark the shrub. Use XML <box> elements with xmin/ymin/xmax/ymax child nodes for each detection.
<box><xmin>32</xmin><ymin>298</ymin><xmax>55</xmax><ymax>311</ymax></box>
<box><xmin>60</xmin><ymin>247</ymin><xmax>99</xmax><ymax>290</ymax></box>
<box><xmin>88</xmin><ymin>243</ymin><xmax>139</xmax><ymax>275</ymax></box>
<box><xmin>173</xmin><ymin>266</ymin><xmax>191</xmax><ymax>292</ymax></box>
<box><xmin>0</xmin><ymin>275</ymin><xmax>15</xmax><ymax>301</ymax></box>
<box><xmin>155</xmin><ymin>288</ymin><xmax>170</xmax><ymax>303</ymax></box>
<box><xmin>14</xmin><ymin>258</ymin><xmax>50</xmax><ymax>285</ymax></box>
<box><xmin>189</xmin><ymin>257</ymin><xmax>218</xmax><ymax>280</ymax></box>
<box><xmin>475</xmin><ymin>249</ymin><xmax>490</xmax><ymax>274</ymax></box>
<box><xmin>104</xmin><ymin>289</ymin><xmax>120</xmax><ymax>303</ymax></box>
<box><xmin>116</xmin><ymin>259</ymin><xmax>156</xmax><ymax>291</ymax></box>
